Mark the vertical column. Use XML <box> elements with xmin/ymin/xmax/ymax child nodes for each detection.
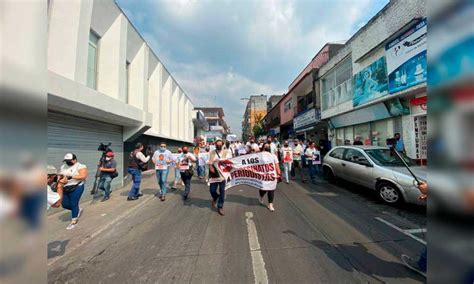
<box><xmin>170</xmin><ymin>83</ymin><xmax>179</xmax><ymax>138</ymax></box>
<box><xmin>97</xmin><ymin>14</ymin><xmax>128</xmax><ymax>100</ymax></box>
<box><xmin>128</xmin><ymin>43</ymin><xmax>149</xmax><ymax>111</ymax></box>
<box><xmin>47</xmin><ymin>0</ymin><xmax>93</xmax><ymax>83</ymax></box>
<box><xmin>147</xmin><ymin>62</ymin><xmax>162</xmax><ymax>134</ymax></box>
<box><xmin>178</xmin><ymin>91</ymin><xmax>185</xmax><ymax>139</ymax></box>
<box><xmin>160</xmin><ymin>70</ymin><xmax>171</xmax><ymax>136</ymax></box>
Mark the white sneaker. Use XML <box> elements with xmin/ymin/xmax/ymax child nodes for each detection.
<box><xmin>67</xmin><ymin>220</ymin><xmax>78</xmax><ymax>230</ymax></box>
<box><xmin>268</xmin><ymin>204</ymin><xmax>275</xmax><ymax>212</ymax></box>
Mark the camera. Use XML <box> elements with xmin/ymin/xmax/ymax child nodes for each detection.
<box><xmin>98</xmin><ymin>142</ymin><xmax>112</xmax><ymax>153</ymax></box>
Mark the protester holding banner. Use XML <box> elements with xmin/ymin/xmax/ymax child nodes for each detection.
<box><xmin>152</xmin><ymin>142</ymin><xmax>173</xmax><ymax>201</ymax></box>
<box><xmin>280</xmin><ymin>141</ymin><xmax>293</xmax><ymax>184</ymax></box>
<box><xmin>291</xmin><ymin>139</ymin><xmax>306</xmax><ymax>183</ymax></box>
<box><xmin>178</xmin><ymin>146</ymin><xmax>197</xmax><ymax>200</ymax></box>
<box><xmin>259</xmin><ymin>143</ymin><xmax>281</xmax><ymax>211</ymax></box>
<box><xmin>305</xmin><ymin>142</ymin><xmax>321</xmax><ymax>184</ymax></box>
<box><xmin>208</xmin><ymin>139</ymin><xmax>233</xmax><ymax>216</ymax></box>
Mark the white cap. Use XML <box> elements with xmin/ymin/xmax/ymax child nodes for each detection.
<box><xmin>47</xmin><ymin>165</ymin><xmax>57</xmax><ymax>175</ymax></box>
<box><xmin>63</xmin><ymin>153</ymin><xmax>76</xmax><ymax>161</ymax></box>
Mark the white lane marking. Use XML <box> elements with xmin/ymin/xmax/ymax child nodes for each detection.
<box><xmin>404</xmin><ymin>228</ymin><xmax>427</xmax><ymax>234</ymax></box>
<box><xmin>245</xmin><ymin>212</ymin><xmax>268</xmax><ymax>284</ymax></box>
<box><xmin>375</xmin><ymin>217</ymin><xmax>427</xmax><ymax>245</ymax></box>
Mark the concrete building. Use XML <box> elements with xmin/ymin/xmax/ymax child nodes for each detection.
<box><xmin>192</xmin><ymin>109</ymin><xmax>209</xmax><ymax>142</ymax></box>
<box><xmin>194</xmin><ymin>107</ymin><xmax>230</xmax><ymax>142</ymax></box>
<box><xmin>47</xmin><ymin>0</ymin><xmax>194</xmax><ymax>198</ymax></box>
<box><xmin>262</xmin><ymin>97</ymin><xmax>283</xmax><ymax>139</ymax></box>
<box><xmin>242</xmin><ymin>94</ymin><xmax>268</xmax><ymax>140</ymax></box>
<box><xmin>319</xmin><ymin>0</ymin><xmax>427</xmax><ymax>162</ymax></box>
<box><xmin>267</xmin><ymin>95</ymin><xmax>283</xmax><ymax>111</ymax></box>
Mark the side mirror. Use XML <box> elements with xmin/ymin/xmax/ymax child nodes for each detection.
<box><xmin>357</xmin><ymin>157</ymin><xmax>373</xmax><ymax>167</ymax></box>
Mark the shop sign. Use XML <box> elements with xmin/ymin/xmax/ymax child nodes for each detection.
<box><xmin>329</xmin><ymin>103</ymin><xmax>391</xmax><ymax>128</ymax></box>
<box><xmin>293</xmin><ymin>108</ymin><xmax>320</xmax><ymax>130</ymax></box>
<box><xmin>353</xmin><ymin>56</ymin><xmax>389</xmax><ymax>107</ymax></box>
<box><xmin>385</xmin><ymin>18</ymin><xmax>427</xmax><ymax>94</ymax></box>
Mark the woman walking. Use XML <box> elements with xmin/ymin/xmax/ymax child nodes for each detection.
<box><xmin>60</xmin><ymin>153</ymin><xmax>88</xmax><ymax>229</ymax></box>
<box><xmin>259</xmin><ymin>143</ymin><xmax>281</xmax><ymax>212</ymax></box>
<box><xmin>208</xmin><ymin>139</ymin><xmax>232</xmax><ymax>216</ymax></box>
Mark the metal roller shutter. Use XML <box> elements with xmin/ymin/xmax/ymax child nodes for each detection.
<box><xmin>48</xmin><ymin>112</ymin><xmax>124</xmax><ymax>201</ymax></box>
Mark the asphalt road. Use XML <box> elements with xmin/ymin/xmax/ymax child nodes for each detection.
<box><xmin>48</xmin><ymin>174</ymin><xmax>426</xmax><ymax>283</ymax></box>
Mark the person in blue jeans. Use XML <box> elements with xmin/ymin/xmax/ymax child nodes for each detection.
<box><xmin>178</xmin><ymin>146</ymin><xmax>197</xmax><ymax>200</ymax></box>
<box><xmin>60</xmin><ymin>153</ymin><xmax>88</xmax><ymax>230</ymax></box>
<box><xmin>305</xmin><ymin>142</ymin><xmax>321</xmax><ymax>183</ymax></box>
<box><xmin>127</xmin><ymin>143</ymin><xmax>150</xmax><ymax>201</ymax></box>
<box><xmin>152</xmin><ymin>142</ymin><xmax>173</xmax><ymax>201</ymax></box>
<box><xmin>98</xmin><ymin>151</ymin><xmax>117</xmax><ymax>202</ymax></box>
<box><xmin>208</xmin><ymin>139</ymin><xmax>232</xmax><ymax>216</ymax></box>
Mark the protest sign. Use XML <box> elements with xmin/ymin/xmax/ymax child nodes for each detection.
<box><xmin>214</xmin><ymin>152</ymin><xmax>278</xmax><ymax>191</ymax></box>
<box><xmin>282</xmin><ymin>149</ymin><xmax>293</xmax><ymax>163</ymax></box>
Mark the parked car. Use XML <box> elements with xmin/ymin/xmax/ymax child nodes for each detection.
<box><xmin>322</xmin><ymin>146</ymin><xmax>427</xmax><ymax>205</ymax></box>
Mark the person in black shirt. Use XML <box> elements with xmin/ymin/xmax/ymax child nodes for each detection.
<box><xmin>98</xmin><ymin>151</ymin><xmax>117</xmax><ymax>202</ymax></box>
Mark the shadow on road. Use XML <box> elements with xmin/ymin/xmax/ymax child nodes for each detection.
<box><xmin>48</xmin><ymin>240</ymin><xmax>70</xmax><ymax>259</ymax></box>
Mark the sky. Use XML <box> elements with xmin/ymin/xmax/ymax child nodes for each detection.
<box><xmin>116</xmin><ymin>0</ymin><xmax>389</xmax><ymax>138</ymax></box>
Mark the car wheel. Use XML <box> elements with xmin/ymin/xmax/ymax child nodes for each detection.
<box><xmin>323</xmin><ymin>166</ymin><xmax>336</xmax><ymax>182</ymax></box>
<box><xmin>377</xmin><ymin>182</ymin><xmax>403</xmax><ymax>205</ymax></box>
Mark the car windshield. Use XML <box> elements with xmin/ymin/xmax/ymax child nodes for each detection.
<box><xmin>364</xmin><ymin>149</ymin><xmax>417</xmax><ymax>167</ymax></box>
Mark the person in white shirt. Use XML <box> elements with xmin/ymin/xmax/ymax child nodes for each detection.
<box><xmin>208</xmin><ymin>139</ymin><xmax>233</xmax><ymax>216</ymax></box>
<box><xmin>47</xmin><ymin>165</ymin><xmax>66</xmax><ymax>210</ymax></box>
<box><xmin>259</xmin><ymin>143</ymin><xmax>281</xmax><ymax>211</ymax></box>
<box><xmin>267</xmin><ymin>136</ymin><xmax>278</xmax><ymax>157</ymax></box>
<box><xmin>127</xmin><ymin>143</ymin><xmax>150</xmax><ymax>201</ymax></box>
<box><xmin>304</xmin><ymin>142</ymin><xmax>321</xmax><ymax>184</ymax></box>
<box><xmin>291</xmin><ymin>139</ymin><xmax>306</xmax><ymax>182</ymax></box>
<box><xmin>171</xmin><ymin>148</ymin><xmax>184</xmax><ymax>189</ymax></box>
<box><xmin>198</xmin><ymin>147</ymin><xmax>210</xmax><ymax>180</ymax></box>
<box><xmin>60</xmin><ymin>153</ymin><xmax>88</xmax><ymax>229</ymax></box>
<box><xmin>178</xmin><ymin>146</ymin><xmax>197</xmax><ymax>200</ymax></box>
<box><xmin>152</xmin><ymin>142</ymin><xmax>173</xmax><ymax>201</ymax></box>
<box><xmin>280</xmin><ymin>141</ymin><xmax>293</xmax><ymax>184</ymax></box>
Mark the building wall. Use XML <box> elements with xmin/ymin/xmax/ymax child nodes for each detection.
<box><xmin>47</xmin><ymin>0</ymin><xmax>194</xmax><ymax>144</ymax></box>
<box><xmin>280</xmin><ymin>94</ymin><xmax>294</xmax><ymax>125</ymax></box>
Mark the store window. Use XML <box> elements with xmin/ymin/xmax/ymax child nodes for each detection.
<box><xmin>371</xmin><ymin>119</ymin><xmax>392</xmax><ymax>146</ymax></box>
<box><xmin>87</xmin><ymin>31</ymin><xmax>99</xmax><ymax>90</ymax></box>
<box><xmin>321</xmin><ymin>57</ymin><xmax>353</xmax><ymax>111</ymax></box>
<box><xmin>344</xmin><ymin>126</ymin><xmax>354</xmax><ymax>145</ymax></box>
<box><xmin>354</xmin><ymin>123</ymin><xmax>371</xmax><ymax>145</ymax></box>
<box><xmin>336</xmin><ymin>128</ymin><xmax>344</xmax><ymax>146</ymax></box>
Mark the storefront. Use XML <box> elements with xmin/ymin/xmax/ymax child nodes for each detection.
<box><xmin>293</xmin><ymin>108</ymin><xmax>324</xmax><ymax>141</ymax></box>
<box><xmin>402</xmin><ymin>95</ymin><xmax>427</xmax><ymax>164</ymax></box>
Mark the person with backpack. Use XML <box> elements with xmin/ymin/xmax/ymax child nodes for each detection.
<box><xmin>178</xmin><ymin>146</ymin><xmax>197</xmax><ymax>200</ymax></box>
<box><xmin>98</xmin><ymin>151</ymin><xmax>118</xmax><ymax>202</ymax></box>
<box><xmin>127</xmin><ymin>143</ymin><xmax>150</xmax><ymax>201</ymax></box>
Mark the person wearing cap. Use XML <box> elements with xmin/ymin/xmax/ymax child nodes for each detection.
<box><xmin>60</xmin><ymin>153</ymin><xmax>88</xmax><ymax>230</ymax></box>
<box><xmin>97</xmin><ymin>151</ymin><xmax>117</xmax><ymax>202</ymax></box>
<box><xmin>47</xmin><ymin>165</ymin><xmax>66</xmax><ymax>209</ymax></box>
<box><xmin>208</xmin><ymin>138</ymin><xmax>232</xmax><ymax>216</ymax></box>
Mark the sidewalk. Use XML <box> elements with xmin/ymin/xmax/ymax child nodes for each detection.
<box><xmin>47</xmin><ymin>170</ymin><xmax>182</xmax><ymax>266</ymax></box>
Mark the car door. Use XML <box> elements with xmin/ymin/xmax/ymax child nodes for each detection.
<box><xmin>327</xmin><ymin>148</ymin><xmax>347</xmax><ymax>179</ymax></box>
<box><xmin>342</xmin><ymin>148</ymin><xmax>374</xmax><ymax>187</ymax></box>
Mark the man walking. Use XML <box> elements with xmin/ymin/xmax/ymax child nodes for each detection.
<box><xmin>178</xmin><ymin>146</ymin><xmax>197</xmax><ymax>200</ymax></box>
<box><xmin>171</xmin><ymin>148</ymin><xmax>184</xmax><ymax>190</ymax></box>
<box><xmin>281</xmin><ymin>140</ymin><xmax>293</xmax><ymax>184</ymax></box>
<box><xmin>305</xmin><ymin>142</ymin><xmax>320</xmax><ymax>184</ymax></box>
<box><xmin>98</xmin><ymin>151</ymin><xmax>117</xmax><ymax>202</ymax></box>
<box><xmin>152</xmin><ymin>142</ymin><xmax>173</xmax><ymax>201</ymax></box>
<box><xmin>208</xmin><ymin>138</ymin><xmax>232</xmax><ymax>216</ymax></box>
<box><xmin>291</xmin><ymin>139</ymin><xmax>306</xmax><ymax>182</ymax></box>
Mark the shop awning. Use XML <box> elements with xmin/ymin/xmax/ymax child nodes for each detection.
<box><xmin>295</xmin><ymin>126</ymin><xmax>315</xmax><ymax>134</ymax></box>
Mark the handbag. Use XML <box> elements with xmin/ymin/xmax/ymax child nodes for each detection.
<box><xmin>63</xmin><ymin>183</ymin><xmax>80</xmax><ymax>192</ymax></box>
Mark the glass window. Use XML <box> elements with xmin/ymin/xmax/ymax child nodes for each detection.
<box><xmin>87</xmin><ymin>32</ymin><xmax>99</xmax><ymax>90</ymax></box>
<box><xmin>371</xmin><ymin>119</ymin><xmax>391</xmax><ymax>146</ymax></box>
<box><xmin>344</xmin><ymin>126</ymin><xmax>354</xmax><ymax>145</ymax></box>
<box><xmin>336</xmin><ymin>128</ymin><xmax>344</xmax><ymax>146</ymax></box>
<box><xmin>329</xmin><ymin>148</ymin><xmax>345</xmax><ymax>159</ymax></box>
<box><xmin>365</xmin><ymin>149</ymin><xmax>417</xmax><ymax>167</ymax></box>
<box><xmin>354</xmin><ymin>123</ymin><xmax>371</xmax><ymax>145</ymax></box>
<box><xmin>344</xmin><ymin>149</ymin><xmax>363</xmax><ymax>162</ymax></box>
<box><xmin>284</xmin><ymin>100</ymin><xmax>292</xmax><ymax>112</ymax></box>
<box><xmin>321</xmin><ymin>57</ymin><xmax>353</xmax><ymax>111</ymax></box>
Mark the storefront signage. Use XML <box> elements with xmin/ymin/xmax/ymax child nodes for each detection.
<box><xmin>330</xmin><ymin>103</ymin><xmax>391</xmax><ymax>128</ymax></box>
<box><xmin>268</xmin><ymin>126</ymin><xmax>280</xmax><ymax>136</ymax></box>
<box><xmin>353</xmin><ymin>56</ymin><xmax>389</xmax><ymax>107</ymax></box>
<box><xmin>293</xmin><ymin>108</ymin><xmax>320</xmax><ymax>130</ymax></box>
<box><xmin>385</xmin><ymin>18</ymin><xmax>427</xmax><ymax>94</ymax></box>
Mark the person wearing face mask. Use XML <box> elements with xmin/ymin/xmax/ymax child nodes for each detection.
<box><xmin>152</xmin><ymin>142</ymin><xmax>173</xmax><ymax>201</ymax></box>
<box><xmin>259</xmin><ymin>143</ymin><xmax>281</xmax><ymax>212</ymax></box>
<box><xmin>178</xmin><ymin>146</ymin><xmax>197</xmax><ymax>200</ymax></box>
<box><xmin>197</xmin><ymin>147</ymin><xmax>209</xmax><ymax>180</ymax></box>
<box><xmin>97</xmin><ymin>151</ymin><xmax>118</xmax><ymax>202</ymax></box>
<box><xmin>280</xmin><ymin>141</ymin><xmax>293</xmax><ymax>184</ymax></box>
<box><xmin>171</xmin><ymin>148</ymin><xmax>184</xmax><ymax>190</ymax></box>
<box><xmin>60</xmin><ymin>153</ymin><xmax>88</xmax><ymax>230</ymax></box>
<box><xmin>208</xmin><ymin>139</ymin><xmax>232</xmax><ymax>216</ymax></box>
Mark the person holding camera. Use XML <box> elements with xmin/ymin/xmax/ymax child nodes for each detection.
<box><xmin>60</xmin><ymin>153</ymin><xmax>88</xmax><ymax>230</ymax></box>
<box><xmin>127</xmin><ymin>143</ymin><xmax>150</xmax><ymax>201</ymax></box>
<box><xmin>98</xmin><ymin>151</ymin><xmax>117</xmax><ymax>202</ymax></box>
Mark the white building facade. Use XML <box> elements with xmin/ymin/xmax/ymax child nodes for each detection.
<box><xmin>47</xmin><ymin>0</ymin><xmax>194</xmax><ymax>196</ymax></box>
<box><xmin>320</xmin><ymin>0</ymin><xmax>427</xmax><ymax>163</ymax></box>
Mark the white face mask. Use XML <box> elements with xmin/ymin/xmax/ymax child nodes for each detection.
<box><xmin>106</xmin><ymin>157</ymin><xmax>112</xmax><ymax>161</ymax></box>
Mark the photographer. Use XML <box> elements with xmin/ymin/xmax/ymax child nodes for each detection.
<box><xmin>47</xmin><ymin>165</ymin><xmax>66</xmax><ymax>209</ymax></box>
<box><xmin>98</xmin><ymin>151</ymin><xmax>117</xmax><ymax>202</ymax></box>
<box><xmin>60</xmin><ymin>153</ymin><xmax>88</xmax><ymax>230</ymax></box>
<box><xmin>127</xmin><ymin>143</ymin><xmax>150</xmax><ymax>201</ymax></box>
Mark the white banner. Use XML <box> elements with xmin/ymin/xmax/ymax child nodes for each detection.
<box><xmin>214</xmin><ymin>152</ymin><xmax>278</xmax><ymax>191</ymax></box>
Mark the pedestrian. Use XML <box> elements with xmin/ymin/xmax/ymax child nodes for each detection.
<box><xmin>171</xmin><ymin>148</ymin><xmax>185</xmax><ymax>189</ymax></box>
<box><xmin>291</xmin><ymin>139</ymin><xmax>306</xmax><ymax>183</ymax></box>
<box><xmin>401</xmin><ymin>181</ymin><xmax>427</xmax><ymax>277</ymax></box>
<box><xmin>208</xmin><ymin>138</ymin><xmax>232</xmax><ymax>216</ymax></box>
<box><xmin>259</xmin><ymin>143</ymin><xmax>281</xmax><ymax>212</ymax></box>
<box><xmin>305</xmin><ymin>142</ymin><xmax>321</xmax><ymax>184</ymax></box>
<box><xmin>97</xmin><ymin>151</ymin><xmax>118</xmax><ymax>202</ymax></box>
<box><xmin>47</xmin><ymin>165</ymin><xmax>66</xmax><ymax>210</ymax></box>
<box><xmin>353</xmin><ymin>136</ymin><xmax>364</xmax><ymax>145</ymax></box>
<box><xmin>127</xmin><ymin>143</ymin><xmax>150</xmax><ymax>201</ymax></box>
<box><xmin>60</xmin><ymin>153</ymin><xmax>88</xmax><ymax>229</ymax></box>
<box><xmin>178</xmin><ymin>146</ymin><xmax>197</xmax><ymax>200</ymax></box>
<box><xmin>267</xmin><ymin>136</ymin><xmax>278</xmax><ymax>156</ymax></box>
<box><xmin>197</xmin><ymin>147</ymin><xmax>209</xmax><ymax>180</ymax></box>
<box><xmin>152</xmin><ymin>142</ymin><xmax>173</xmax><ymax>201</ymax></box>
<box><xmin>280</xmin><ymin>140</ymin><xmax>293</xmax><ymax>184</ymax></box>
<box><xmin>394</xmin><ymin>133</ymin><xmax>406</xmax><ymax>154</ymax></box>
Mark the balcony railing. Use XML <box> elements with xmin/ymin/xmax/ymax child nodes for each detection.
<box><xmin>321</xmin><ymin>79</ymin><xmax>352</xmax><ymax>111</ymax></box>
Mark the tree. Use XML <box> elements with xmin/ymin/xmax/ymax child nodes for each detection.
<box><xmin>252</xmin><ymin>113</ymin><xmax>265</xmax><ymax>139</ymax></box>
